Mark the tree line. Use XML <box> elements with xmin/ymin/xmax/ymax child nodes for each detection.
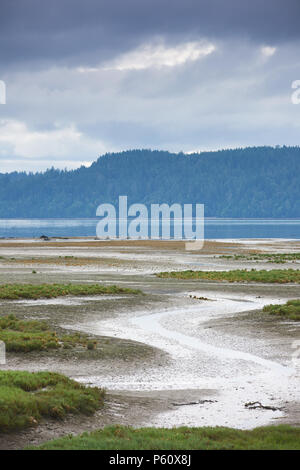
<box><xmin>0</xmin><ymin>146</ymin><xmax>299</xmax><ymax>218</ymax></box>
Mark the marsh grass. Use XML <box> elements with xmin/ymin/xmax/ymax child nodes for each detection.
<box><xmin>0</xmin><ymin>370</ymin><xmax>104</xmax><ymax>432</ymax></box>
<box><xmin>219</xmin><ymin>253</ymin><xmax>300</xmax><ymax>263</ymax></box>
<box><xmin>4</xmin><ymin>256</ymin><xmax>117</xmax><ymax>266</ymax></box>
<box><xmin>29</xmin><ymin>424</ymin><xmax>300</xmax><ymax>450</ymax></box>
<box><xmin>263</xmin><ymin>299</ymin><xmax>300</xmax><ymax>321</ymax></box>
<box><xmin>0</xmin><ymin>315</ymin><xmax>92</xmax><ymax>352</ymax></box>
<box><xmin>0</xmin><ymin>283</ymin><xmax>141</xmax><ymax>300</ymax></box>
<box><xmin>156</xmin><ymin>269</ymin><xmax>300</xmax><ymax>283</ymax></box>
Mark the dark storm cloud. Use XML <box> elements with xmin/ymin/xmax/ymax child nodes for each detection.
<box><xmin>1</xmin><ymin>0</ymin><xmax>300</xmax><ymax>68</ymax></box>
<box><xmin>1</xmin><ymin>0</ymin><xmax>300</xmax><ymax>172</ymax></box>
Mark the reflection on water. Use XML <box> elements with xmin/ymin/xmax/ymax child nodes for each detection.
<box><xmin>0</xmin><ymin>218</ymin><xmax>299</xmax><ymax>239</ymax></box>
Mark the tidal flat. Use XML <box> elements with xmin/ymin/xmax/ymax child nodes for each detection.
<box><xmin>0</xmin><ymin>238</ymin><xmax>299</xmax><ymax>449</ymax></box>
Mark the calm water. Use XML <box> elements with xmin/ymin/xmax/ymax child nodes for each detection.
<box><xmin>0</xmin><ymin>218</ymin><xmax>299</xmax><ymax>239</ymax></box>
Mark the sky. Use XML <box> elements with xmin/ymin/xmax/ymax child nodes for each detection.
<box><xmin>0</xmin><ymin>0</ymin><xmax>300</xmax><ymax>172</ymax></box>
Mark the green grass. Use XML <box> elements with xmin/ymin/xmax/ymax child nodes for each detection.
<box><xmin>263</xmin><ymin>299</ymin><xmax>300</xmax><ymax>321</ymax></box>
<box><xmin>0</xmin><ymin>315</ymin><xmax>95</xmax><ymax>352</ymax></box>
<box><xmin>0</xmin><ymin>370</ymin><xmax>104</xmax><ymax>432</ymax></box>
<box><xmin>0</xmin><ymin>315</ymin><xmax>156</xmax><ymax>360</ymax></box>
<box><xmin>156</xmin><ymin>269</ymin><xmax>300</xmax><ymax>283</ymax></box>
<box><xmin>219</xmin><ymin>253</ymin><xmax>300</xmax><ymax>264</ymax></box>
<box><xmin>0</xmin><ymin>283</ymin><xmax>141</xmax><ymax>300</ymax></box>
<box><xmin>29</xmin><ymin>424</ymin><xmax>300</xmax><ymax>450</ymax></box>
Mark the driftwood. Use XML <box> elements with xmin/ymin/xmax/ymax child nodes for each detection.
<box><xmin>189</xmin><ymin>295</ymin><xmax>212</xmax><ymax>301</ymax></box>
<box><xmin>172</xmin><ymin>399</ymin><xmax>217</xmax><ymax>407</ymax></box>
<box><xmin>244</xmin><ymin>401</ymin><xmax>282</xmax><ymax>411</ymax></box>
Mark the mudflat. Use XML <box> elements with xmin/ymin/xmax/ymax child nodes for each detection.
<box><xmin>0</xmin><ymin>238</ymin><xmax>299</xmax><ymax>449</ymax></box>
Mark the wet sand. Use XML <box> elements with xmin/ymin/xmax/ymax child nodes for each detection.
<box><xmin>0</xmin><ymin>238</ymin><xmax>299</xmax><ymax>449</ymax></box>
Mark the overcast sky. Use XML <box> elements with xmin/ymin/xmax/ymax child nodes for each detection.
<box><xmin>0</xmin><ymin>0</ymin><xmax>300</xmax><ymax>172</ymax></box>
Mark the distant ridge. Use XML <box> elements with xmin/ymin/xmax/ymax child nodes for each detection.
<box><xmin>0</xmin><ymin>146</ymin><xmax>299</xmax><ymax>218</ymax></box>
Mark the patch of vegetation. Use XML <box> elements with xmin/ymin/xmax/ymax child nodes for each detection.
<box><xmin>0</xmin><ymin>370</ymin><xmax>104</xmax><ymax>432</ymax></box>
<box><xmin>2</xmin><ymin>255</ymin><xmax>135</xmax><ymax>269</ymax></box>
<box><xmin>156</xmin><ymin>269</ymin><xmax>300</xmax><ymax>283</ymax></box>
<box><xmin>0</xmin><ymin>315</ymin><xmax>155</xmax><ymax>360</ymax></box>
<box><xmin>3</xmin><ymin>256</ymin><xmax>102</xmax><ymax>266</ymax></box>
<box><xmin>29</xmin><ymin>424</ymin><xmax>300</xmax><ymax>450</ymax></box>
<box><xmin>0</xmin><ymin>315</ymin><xmax>94</xmax><ymax>352</ymax></box>
<box><xmin>219</xmin><ymin>253</ymin><xmax>300</xmax><ymax>264</ymax></box>
<box><xmin>0</xmin><ymin>283</ymin><xmax>141</xmax><ymax>300</ymax></box>
<box><xmin>263</xmin><ymin>299</ymin><xmax>300</xmax><ymax>321</ymax></box>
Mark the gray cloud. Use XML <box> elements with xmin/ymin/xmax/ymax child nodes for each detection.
<box><xmin>1</xmin><ymin>0</ymin><xmax>300</xmax><ymax>69</ymax></box>
<box><xmin>0</xmin><ymin>1</ymin><xmax>300</xmax><ymax>172</ymax></box>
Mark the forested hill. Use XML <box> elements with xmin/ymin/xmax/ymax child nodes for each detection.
<box><xmin>0</xmin><ymin>146</ymin><xmax>299</xmax><ymax>218</ymax></box>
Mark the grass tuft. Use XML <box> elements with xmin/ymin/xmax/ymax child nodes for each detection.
<box><xmin>28</xmin><ymin>424</ymin><xmax>300</xmax><ymax>450</ymax></box>
<box><xmin>0</xmin><ymin>315</ymin><xmax>95</xmax><ymax>352</ymax></box>
<box><xmin>0</xmin><ymin>283</ymin><xmax>141</xmax><ymax>300</ymax></box>
<box><xmin>0</xmin><ymin>370</ymin><xmax>104</xmax><ymax>432</ymax></box>
<box><xmin>219</xmin><ymin>253</ymin><xmax>300</xmax><ymax>264</ymax></box>
<box><xmin>156</xmin><ymin>269</ymin><xmax>300</xmax><ymax>283</ymax></box>
<box><xmin>263</xmin><ymin>299</ymin><xmax>300</xmax><ymax>321</ymax></box>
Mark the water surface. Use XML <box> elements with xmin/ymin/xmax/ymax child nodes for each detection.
<box><xmin>0</xmin><ymin>218</ymin><xmax>299</xmax><ymax>239</ymax></box>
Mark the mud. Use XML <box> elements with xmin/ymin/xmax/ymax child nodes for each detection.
<box><xmin>0</xmin><ymin>238</ymin><xmax>299</xmax><ymax>449</ymax></box>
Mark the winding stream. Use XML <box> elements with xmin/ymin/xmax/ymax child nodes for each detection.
<box><xmin>72</xmin><ymin>291</ymin><xmax>299</xmax><ymax>429</ymax></box>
